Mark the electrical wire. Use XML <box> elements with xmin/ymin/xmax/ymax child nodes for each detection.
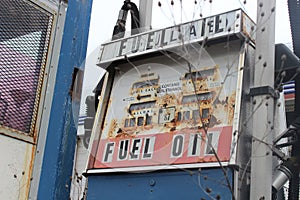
<box><xmin>86</xmin><ymin>1</ymin><xmax>290</xmax><ymax>199</ymax></box>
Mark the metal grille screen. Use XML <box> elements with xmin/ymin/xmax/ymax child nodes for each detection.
<box><xmin>0</xmin><ymin>0</ymin><xmax>53</xmax><ymax>135</ymax></box>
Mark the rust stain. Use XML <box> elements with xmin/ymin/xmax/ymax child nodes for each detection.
<box><xmin>0</xmin><ymin>125</ymin><xmax>33</xmax><ymax>139</ymax></box>
<box><xmin>115</xmin><ymin>132</ymin><xmax>136</xmax><ymax>139</ymax></box>
<box><xmin>105</xmin><ymin>65</ymin><xmax>237</xmax><ymax>138</ymax></box>
<box><xmin>144</xmin><ymin>124</ymin><xmax>154</xmax><ymax>130</ymax></box>
<box><xmin>108</xmin><ymin>119</ymin><xmax>118</xmax><ymax>138</ymax></box>
<box><xmin>169</xmin><ymin>127</ymin><xmax>176</xmax><ymax>132</ymax></box>
<box><xmin>26</xmin><ymin>145</ymin><xmax>36</xmax><ymax>198</ymax></box>
<box><xmin>0</xmin><ymin>128</ymin><xmax>35</xmax><ymax>145</ymax></box>
<box><xmin>242</xmin><ymin>13</ymin><xmax>256</xmax><ymax>43</ymax></box>
<box><xmin>157</xmin><ymin>94</ymin><xmax>177</xmax><ymax>106</ymax></box>
<box><xmin>33</xmin><ymin>128</ymin><xmax>38</xmax><ymax>143</ymax></box>
<box><xmin>227</xmin><ymin>91</ymin><xmax>236</xmax><ymax>125</ymax></box>
<box><xmin>20</xmin><ymin>143</ymin><xmax>36</xmax><ymax>199</ymax></box>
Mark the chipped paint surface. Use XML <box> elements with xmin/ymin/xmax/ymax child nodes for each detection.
<box><xmin>98</xmin><ymin>10</ymin><xmax>248</xmax><ymax>65</ymax></box>
<box><xmin>104</xmin><ymin>64</ymin><xmax>234</xmax><ymax>138</ymax></box>
<box><xmin>90</xmin><ymin>40</ymin><xmax>244</xmax><ymax>171</ymax></box>
<box><xmin>0</xmin><ymin>134</ymin><xmax>34</xmax><ymax>199</ymax></box>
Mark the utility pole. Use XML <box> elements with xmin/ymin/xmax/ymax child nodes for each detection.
<box><xmin>139</xmin><ymin>0</ymin><xmax>153</xmax><ymax>31</ymax></box>
<box><xmin>250</xmin><ymin>0</ymin><xmax>276</xmax><ymax>199</ymax></box>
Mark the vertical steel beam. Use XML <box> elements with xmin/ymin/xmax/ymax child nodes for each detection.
<box><xmin>139</xmin><ymin>0</ymin><xmax>153</xmax><ymax>31</ymax></box>
<box><xmin>37</xmin><ymin>0</ymin><xmax>93</xmax><ymax>199</ymax></box>
<box><xmin>250</xmin><ymin>0</ymin><xmax>276</xmax><ymax>199</ymax></box>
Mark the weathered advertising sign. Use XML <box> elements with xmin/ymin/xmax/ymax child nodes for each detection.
<box><xmin>89</xmin><ymin>38</ymin><xmax>246</xmax><ymax>172</ymax></box>
<box><xmin>97</xmin><ymin>9</ymin><xmax>254</xmax><ymax>66</ymax></box>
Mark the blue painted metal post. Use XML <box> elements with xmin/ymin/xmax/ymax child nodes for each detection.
<box><xmin>38</xmin><ymin>0</ymin><xmax>93</xmax><ymax>199</ymax></box>
<box><xmin>87</xmin><ymin>168</ymin><xmax>233</xmax><ymax>200</ymax></box>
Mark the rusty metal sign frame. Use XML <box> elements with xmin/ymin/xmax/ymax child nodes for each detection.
<box><xmin>87</xmin><ymin>38</ymin><xmax>248</xmax><ymax>173</ymax></box>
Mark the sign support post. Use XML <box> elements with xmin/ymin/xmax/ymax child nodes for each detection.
<box><xmin>250</xmin><ymin>1</ymin><xmax>276</xmax><ymax>199</ymax></box>
<box><xmin>139</xmin><ymin>0</ymin><xmax>153</xmax><ymax>31</ymax></box>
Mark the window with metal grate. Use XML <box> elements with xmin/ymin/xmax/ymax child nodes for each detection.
<box><xmin>0</xmin><ymin>0</ymin><xmax>53</xmax><ymax>135</ymax></box>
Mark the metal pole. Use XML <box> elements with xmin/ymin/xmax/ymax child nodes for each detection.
<box><xmin>36</xmin><ymin>1</ymin><xmax>93</xmax><ymax>199</ymax></box>
<box><xmin>250</xmin><ymin>0</ymin><xmax>276</xmax><ymax>199</ymax></box>
<box><xmin>139</xmin><ymin>0</ymin><xmax>153</xmax><ymax>31</ymax></box>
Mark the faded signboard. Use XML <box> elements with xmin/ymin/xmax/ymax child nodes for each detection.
<box><xmin>89</xmin><ymin>39</ymin><xmax>244</xmax><ymax>171</ymax></box>
<box><xmin>98</xmin><ymin>9</ymin><xmax>254</xmax><ymax>66</ymax></box>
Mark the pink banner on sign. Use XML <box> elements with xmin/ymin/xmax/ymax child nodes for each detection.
<box><xmin>93</xmin><ymin>126</ymin><xmax>232</xmax><ymax>169</ymax></box>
